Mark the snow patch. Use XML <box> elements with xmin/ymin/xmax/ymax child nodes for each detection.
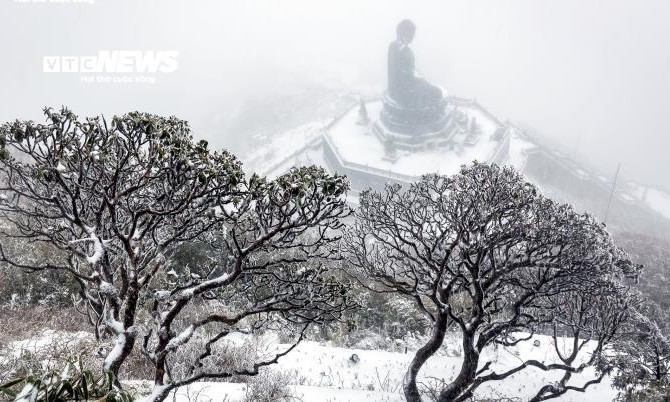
<box><xmin>645</xmin><ymin>188</ymin><xmax>670</xmax><ymax>220</ymax></box>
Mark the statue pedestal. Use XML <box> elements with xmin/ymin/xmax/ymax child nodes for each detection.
<box><xmin>373</xmin><ymin>92</ymin><xmax>456</xmax><ymax>152</ymax></box>
<box><xmin>380</xmin><ymin>92</ymin><xmax>449</xmax><ymax>135</ymax></box>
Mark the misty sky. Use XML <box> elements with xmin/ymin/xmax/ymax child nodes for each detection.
<box><xmin>1</xmin><ymin>0</ymin><xmax>668</xmax><ymax>188</ymax></box>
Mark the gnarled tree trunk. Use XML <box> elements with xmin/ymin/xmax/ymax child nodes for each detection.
<box><xmin>404</xmin><ymin>314</ymin><xmax>449</xmax><ymax>402</ymax></box>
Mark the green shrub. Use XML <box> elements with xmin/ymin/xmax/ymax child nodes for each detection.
<box><xmin>617</xmin><ymin>382</ymin><xmax>670</xmax><ymax>402</ymax></box>
<box><xmin>0</xmin><ymin>359</ymin><xmax>134</xmax><ymax>402</ymax></box>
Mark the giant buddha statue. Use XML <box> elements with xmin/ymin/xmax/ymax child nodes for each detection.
<box><xmin>380</xmin><ymin>19</ymin><xmax>448</xmax><ymax>135</ymax></box>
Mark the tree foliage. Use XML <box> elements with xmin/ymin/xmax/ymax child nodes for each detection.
<box><xmin>611</xmin><ymin>303</ymin><xmax>670</xmax><ymax>397</ymax></box>
<box><xmin>0</xmin><ymin>108</ymin><xmax>353</xmax><ymax>401</ymax></box>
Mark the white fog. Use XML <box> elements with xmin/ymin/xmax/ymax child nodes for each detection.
<box><xmin>1</xmin><ymin>0</ymin><xmax>669</xmax><ymax>187</ymax></box>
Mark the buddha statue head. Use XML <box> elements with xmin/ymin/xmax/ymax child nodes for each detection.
<box><xmin>396</xmin><ymin>19</ymin><xmax>416</xmax><ymax>45</ymax></box>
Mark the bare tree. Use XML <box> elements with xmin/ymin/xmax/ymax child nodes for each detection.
<box><xmin>0</xmin><ymin>108</ymin><xmax>353</xmax><ymax>400</ymax></box>
<box><xmin>344</xmin><ymin>162</ymin><xmax>640</xmax><ymax>402</ymax></box>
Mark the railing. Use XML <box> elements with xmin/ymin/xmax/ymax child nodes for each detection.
<box><xmin>487</xmin><ymin>128</ymin><xmax>512</xmax><ymax>164</ymax></box>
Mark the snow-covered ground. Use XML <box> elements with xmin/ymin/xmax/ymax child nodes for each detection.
<box><xmin>4</xmin><ymin>330</ymin><xmax>619</xmax><ymax>401</ymax></box>
<box><xmin>7</xmin><ymin>330</ymin><xmax>90</xmax><ymax>357</ymax></box>
<box><xmin>132</xmin><ymin>334</ymin><xmax>617</xmax><ymax>402</ymax></box>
